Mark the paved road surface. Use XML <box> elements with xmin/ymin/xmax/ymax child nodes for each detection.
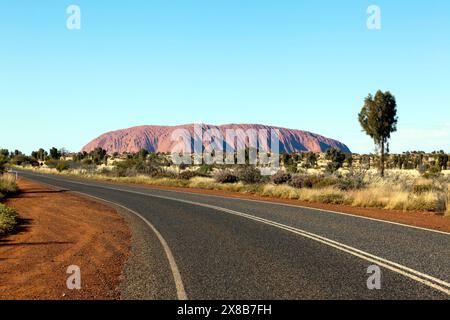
<box><xmin>15</xmin><ymin>170</ymin><xmax>450</xmax><ymax>299</ymax></box>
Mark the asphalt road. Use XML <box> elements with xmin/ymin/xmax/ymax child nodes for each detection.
<box><xmin>14</xmin><ymin>170</ymin><xmax>450</xmax><ymax>300</ymax></box>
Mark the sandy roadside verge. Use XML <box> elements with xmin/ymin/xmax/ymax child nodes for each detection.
<box><xmin>0</xmin><ymin>179</ymin><xmax>131</xmax><ymax>300</ymax></box>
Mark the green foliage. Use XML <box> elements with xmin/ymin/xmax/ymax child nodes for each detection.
<box><xmin>412</xmin><ymin>184</ymin><xmax>434</xmax><ymax>194</ymax></box>
<box><xmin>281</xmin><ymin>153</ymin><xmax>294</xmax><ymax>166</ymax></box>
<box><xmin>285</xmin><ymin>164</ymin><xmax>298</xmax><ymax>173</ymax></box>
<box><xmin>0</xmin><ymin>155</ymin><xmax>7</xmax><ymax>174</ymax></box>
<box><xmin>178</xmin><ymin>170</ymin><xmax>197</xmax><ymax>180</ymax></box>
<box><xmin>0</xmin><ymin>203</ymin><xmax>18</xmax><ymax>236</ymax></box>
<box><xmin>56</xmin><ymin>161</ymin><xmax>70</xmax><ymax>172</ymax></box>
<box><xmin>325</xmin><ymin>148</ymin><xmax>346</xmax><ymax>173</ymax></box>
<box><xmin>423</xmin><ymin>166</ymin><xmax>442</xmax><ymax>179</ymax></box>
<box><xmin>312</xmin><ymin>176</ymin><xmax>338</xmax><ymax>189</ymax></box>
<box><xmin>89</xmin><ymin>148</ymin><xmax>107</xmax><ymax>165</ymax></box>
<box><xmin>436</xmin><ymin>152</ymin><xmax>449</xmax><ymax>170</ymax></box>
<box><xmin>0</xmin><ymin>149</ymin><xmax>9</xmax><ymax>158</ymax></box>
<box><xmin>197</xmin><ymin>164</ymin><xmax>214</xmax><ymax>176</ymax></box>
<box><xmin>31</xmin><ymin>148</ymin><xmax>47</xmax><ymax>161</ymax></box>
<box><xmin>49</xmin><ymin>147</ymin><xmax>61</xmax><ymax>160</ymax></box>
<box><xmin>112</xmin><ymin>158</ymin><xmax>160</xmax><ymax>177</ymax></box>
<box><xmin>138</xmin><ymin>149</ymin><xmax>149</xmax><ymax>160</ymax></box>
<box><xmin>358</xmin><ymin>90</ymin><xmax>398</xmax><ymax>176</ymax></box>
<box><xmin>302</xmin><ymin>152</ymin><xmax>318</xmax><ymax>169</ymax></box>
<box><xmin>336</xmin><ymin>173</ymin><xmax>366</xmax><ymax>191</ymax></box>
<box><xmin>236</xmin><ymin>166</ymin><xmax>262</xmax><ymax>184</ymax></box>
<box><xmin>312</xmin><ymin>193</ymin><xmax>345</xmax><ymax>204</ymax></box>
<box><xmin>10</xmin><ymin>155</ymin><xmax>39</xmax><ymax>167</ymax></box>
<box><xmin>45</xmin><ymin>159</ymin><xmax>59</xmax><ymax>168</ymax></box>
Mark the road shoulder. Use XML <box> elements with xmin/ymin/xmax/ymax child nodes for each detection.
<box><xmin>0</xmin><ymin>179</ymin><xmax>131</xmax><ymax>299</ymax></box>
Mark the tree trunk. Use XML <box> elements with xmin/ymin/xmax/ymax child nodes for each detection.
<box><xmin>380</xmin><ymin>141</ymin><xmax>385</xmax><ymax>177</ymax></box>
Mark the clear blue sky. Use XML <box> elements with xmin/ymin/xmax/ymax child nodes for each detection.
<box><xmin>1</xmin><ymin>1</ymin><xmax>449</xmax><ymax>154</ymax></box>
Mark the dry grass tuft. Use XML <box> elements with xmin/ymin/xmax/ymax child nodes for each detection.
<box><xmin>0</xmin><ymin>174</ymin><xmax>19</xmax><ymax>199</ymax></box>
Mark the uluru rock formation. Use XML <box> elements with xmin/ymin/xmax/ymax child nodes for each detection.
<box><xmin>81</xmin><ymin>124</ymin><xmax>351</xmax><ymax>154</ymax></box>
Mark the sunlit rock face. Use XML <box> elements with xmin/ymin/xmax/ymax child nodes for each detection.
<box><xmin>82</xmin><ymin>124</ymin><xmax>351</xmax><ymax>154</ymax></box>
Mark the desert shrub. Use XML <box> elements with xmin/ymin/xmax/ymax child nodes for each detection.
<box><xmin>214</xmin><ymin>170</ymin><xmax>239</xmax><ymax>184</ymax></box>
<box><xmin>405</xmin><ymin>192</ymin><xmax>444</xmax><ymax>212</ymax></box>
<box><xmin>10</xmin><ymin>155</ymin><xmax>38</xmax><ymax>167</ymax></box>
<box><xmin>135</xmin><ymin>163</ymin><xmax>160</xmax><ymax>176</ymax></box>
<box><xmin>325</xmin><ymin>148</ymin><xmax>346</xmax><ymax>172</ymax></box>
<box><xmin>336</xmin><ymin>173</ymin><xmax>366</xmax><ymax>191</ymax></box>
<box><xmin>289</xmin><ymin>174</ymin><xmax>316</xmax><ymax>189</ymax></box>
<box><xmin>114</xmin><ymin>165</ymin><xmax>139</xmax><ymax>177</ymax></box>
<box><xmin>412</xmin><ymin>184</ymin><xmax>434</xmax><ymax>194</ymax></box>
<box><xmin>271</xmin><ymin>171</ymin><xmax>292</xmax><ymax>185</ymax></box>
<box><xmin>352</xmin><ymin>187</ymin><xmax>391</xmax><ymax>208</ymax></box>
<box><xmin>312</xmin><ymin>192</ymin><xmax>345</xmax><ymax>204</ymax></box>
<box><xmin>423</xmin><ymin>166</ymin><xmax>442</xmax><ymax>179</ymax></box>
<box><xmin>197</xmin><ymin>164</ymin><xmax>214</xmax><ymax>176</ymax></box>
<box><xmin>45</xmin><ymin>159</ymin><xmax>59</xmax><ymax>169</ymax></box>
<box><xmin>178</xmin><ymin>170</ymin><xmax>197</xmax><ymax>180</ymax></box>
<box><xmin>0</xmin><ymin>175</ymin><xmax>19</xmax><ymax>199</ymax></box>
<box><xmin>155</xmin><ymin>170</ymin><xmax>178</xmax><ymax>179</ymax></box>
<box><xmin>289</xmin><ymin>175</ymin><xmax>306</xmax><ymax>189</ymax></box>
<box><xmin>0</xmin><ymin>203</ymin><xmax>18</xmax><ymax>236</ymax></box>
<box><xmin>313</xmin><ymin>176</ymin><xmax>338</xmax><ymax>189</ymax></box>
<box><xmin>81</xmin><ymin>158</ymin><xmax>93</xmax><ymax>165</ymax></box>
<box><xmin>236</xmin><ymin>166</ymin><xmax>262</xmax><ymax>184</ymax></box>
<box><xmin>56</xmin><ymin>161</ymin><xmax>70</xmax><ymax>172</ymax></box>
<box><xmin>0</xmin><ymin>155</ymin><xmax>7</xmax><ymax>174</ymax></box>
<box><xmin>285</xmin><ymin>164</ymin><xmax>298</xmax><ymax>174</ymax></box>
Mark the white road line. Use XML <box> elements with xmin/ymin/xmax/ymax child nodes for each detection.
<box><xmin>138</xmin><ymin>185</ymin><xmax>450</xmax><ymax>236</ymax></box>
<box><xmin>21</xmin><ymin>170</ymin><xmax>450</xmax><ymax>236</ymax></box>
<box><xmin>18</xmin><ymin>170</ymin><xmax>450</xmax><ymax>236</ymax></box>
<box><xmin>19</xmin><ymin>171</ymin><xmax>450</xmax><ymax>296</ymax></box>
<box><xmin>72</xmin><ymin>191</ymin><xmax>188</xmax><ymax>300</ymax></box>
<box><xmin>22</xmin><ymin>177</ymin><xmax>189</xmax><ymax>301</ymax></box>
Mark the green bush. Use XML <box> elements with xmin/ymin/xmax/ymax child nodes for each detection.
<box><xmin>197</xmin><ymin>164</ymin><xmax>214</xmax><ymax>176</ymax></box>
<box><xmin>336</xmin><ymin>174</ymin><xmax>366</xmax><ymax>191</ymax></box>
<box><xmin>312</xmin><ymin>193</ymin><xmax>345</xmax><ymax>204</ymax></box>
<box><xmin>236</xmin><ymin>166</ymin><xmax>262</xmax><ymax>184</ymax></box>
<box><xmin>0</xmin><ymin>155</ymin><xmax>7</xmax><ymax>174</ymax></box>
<box><xmin>285</xmin><ymin>164</ymin><xmax>298</xmax><ymax>174</ymax></box>
<box><xmin>412</xmin><ymin>184</ymin><xmax>434</xmax><ymax>194</ymax></box>
<box><xmin>178</xmin><ymin>170</ymin><xmax>198</xmax><ymax>180</ymax></box>
<box><xmin>0</xmin><ymin>203</ymin><xmax>18</xmax><ymax>236</ymax></box>
<box><xmin>325</xmin><ymin>148</ymin><xmax>346</xmax><ymax>172</ymax></box>
<box><xmin>423</xmin><ymin>166</ymin><xmax>442</xmax><ymax>179</ymax></box>
<box><xmin>214</xmin><ymin>170</ymin><xmax>239</xmax><ymax>184</ymax></box>
<box><xmin>56</xmin><ymin>161</ymin><xmax>70</xmax><ymax>172</ymax></box>
<box><xmin>313</xmin><ymin>176</ymin><xmax>338</xmax><ymax>189</ymax></box>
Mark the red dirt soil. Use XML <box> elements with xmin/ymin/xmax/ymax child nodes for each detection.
<box><xmin>0</xmin><ymin>179</ymin><xmax>131</xmax><ymax>300</ymax></box>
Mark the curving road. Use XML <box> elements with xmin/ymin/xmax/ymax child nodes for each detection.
<box><xmin>15</xmin><ymin>170</ymin><xmax>450</xmax><ymax>300</ymax></box>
